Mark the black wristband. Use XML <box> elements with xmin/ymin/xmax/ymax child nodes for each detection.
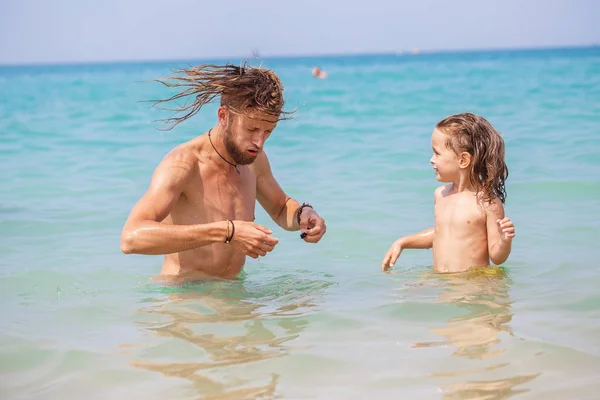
<box><xmin>226</xmin><ymin>220</ymin><xmax>235</xmax><ymax>243</ymax></box>
<box><xmin>296</xmin><ymin>203</ymin><xmax>313</xmax><ymax>225</ymax></box>
<box><xmin>225</xmin><ymin>220</ymin><xmax>235</xmax><ymax>243</ymax></box>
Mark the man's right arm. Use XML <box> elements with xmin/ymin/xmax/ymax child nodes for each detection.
<box><xmin>120</xmin><ymin>151</ymin><xmax>227</xmax><ymax>255</ymax></box>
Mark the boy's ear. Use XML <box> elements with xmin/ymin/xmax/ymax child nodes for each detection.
<box><xmin>459</xmin><ymin>152</ymin><xmax>472</xmax><ymax>169</ymax></box>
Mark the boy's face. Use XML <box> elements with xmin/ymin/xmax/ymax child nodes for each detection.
<box><xmin>430</xmin><ymin>128</ymin><xmax>460</xmax><ymax>182</ymax></box>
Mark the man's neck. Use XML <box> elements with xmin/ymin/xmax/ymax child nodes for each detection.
<box><xmin>207</xmin><ymin>126</ymin><xmax>239</xmax><ymax>175</ymax></box>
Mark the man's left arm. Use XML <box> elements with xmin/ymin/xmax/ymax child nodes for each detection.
<box><xmin>251</xmin><ymin>151</ymin><xmax>327</xmax><ymax>243</ymax></box>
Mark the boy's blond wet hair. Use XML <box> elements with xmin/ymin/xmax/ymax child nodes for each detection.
<box><xmin>437</xmin><ymin>113</ymin><xmax>509</xmax><ymax>204</ymax></box>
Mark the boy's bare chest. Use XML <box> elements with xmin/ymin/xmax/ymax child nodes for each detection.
<box><xmin>435</xmin><ymin>195</ymin><xmax>485</xmax><ymax>229</ymax></box>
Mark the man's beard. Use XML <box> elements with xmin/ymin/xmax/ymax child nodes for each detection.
<box><xmin>224</xmin><ymin>127</ymin><xmax>259</xmax><ymax>165</ymax></box>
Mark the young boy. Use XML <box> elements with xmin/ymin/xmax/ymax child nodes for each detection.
<box><xmin>382</xmin><ymin>113</ymin><xmax>515</xmax><ymax>273</ymax></box>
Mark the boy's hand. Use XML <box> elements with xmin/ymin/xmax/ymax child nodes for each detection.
<box><xmin>497</xmin><ymin>217</ymin><xmax>515</xmax><ymax>242</ymax></box>
<box><xmin>381</xmin><ymin>239</ymin><xmax>404</xmax><ymax>272</ymax></box>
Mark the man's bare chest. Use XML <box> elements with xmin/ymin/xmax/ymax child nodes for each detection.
<box><xmin>180</xmin><ymin>171</ymin><xmax>257</xmax><ymax>221</ymax></box>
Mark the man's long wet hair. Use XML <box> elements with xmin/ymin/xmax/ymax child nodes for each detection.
<box><xmin>150</xmin><ymin>62</ymin><xmax>294</xmax><ymax>130</ymax></box>
<box><xmin>437</xmin><ymin>113</ymin><xmax>509</xmax><ymax>204</ymax></box>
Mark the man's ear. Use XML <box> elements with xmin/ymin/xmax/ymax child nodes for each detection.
<box><xmin>459</xmin><ymin>152</ymin><xmax>472</xmax><ymax>169</ymax></box>
<box><xmin>217</xmin><ymin>106</ymin><xmax>228</xmax><ymax>126</ymax></box>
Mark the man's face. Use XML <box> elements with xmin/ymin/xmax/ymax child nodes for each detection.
<box><xmin>223</xmin><ymin>110</ymin><xmax>278</xmax><ymax>165</ymax></box>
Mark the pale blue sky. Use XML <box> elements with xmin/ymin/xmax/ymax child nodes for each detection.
<box><xmin>1</xmin><ymin>0</ymin><xmax>598</xmax><ymax>65</ymax></box>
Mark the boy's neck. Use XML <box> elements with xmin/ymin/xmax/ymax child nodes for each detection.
<box><xmin>451</xmin><ymin>171</ymin><xmax>476</xmax><ymax>193</ymax></box>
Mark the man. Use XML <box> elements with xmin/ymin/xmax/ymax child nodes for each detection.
<box><xmin>120</xmin><ymin>63</ymin><xmax>327</xmax><ymax>279</ymax></box>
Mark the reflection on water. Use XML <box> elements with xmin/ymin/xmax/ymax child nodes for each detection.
<box><xmin>129</xmin><ymin>274</ymin><xmax>332</xmax><ymax>399</ymax></box>
<box><xmin>414</xmin><ymin>268</ymin><xmax>514</xmax><ymax>359</ymax></box>
<box><xmin>413</xmin><ymin>268</ymin><xmax>540</xmax><ymax>399</ymax></box>
<box><xmin>441</xmin><ymin>374</ymin><xmax>540</xmax><ymax>400</ymax></box>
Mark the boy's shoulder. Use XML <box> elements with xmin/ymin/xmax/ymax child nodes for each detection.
<box><xmin>434</xmin><ymin>184</ymin><xmax>452</xmax><ymax>201</ymax></box>
<box><xmin>478</xmin><ymin>194</ymin><xmax>505</xmax><ymax>217</ymax></box>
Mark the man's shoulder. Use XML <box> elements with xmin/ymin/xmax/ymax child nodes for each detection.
<box><xmin>153</xmin><ymin>144</ymin><xmax>199</xmax><ymax>186</ymax></box>
<box><xmin>163</xmin><ymin>142</ymin><xmax>199</xmax><ymax>164</ymax></box>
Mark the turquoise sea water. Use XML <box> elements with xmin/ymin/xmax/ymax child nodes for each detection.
<box><xmin>1</xmin><ymin>47</ymin><xmax>599</xmax><ymax>399</ymax></box>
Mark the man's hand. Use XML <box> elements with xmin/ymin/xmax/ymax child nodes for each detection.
<box><xmin>229</xmin><ymin>221</ymin><xmax>279</xmax><ymax>259</ymax></box>
<box><xmin>299</xmin><ymin>208</ymin><xmax>326</xmax><ymax>243</ymax></box>
<box><xmin>497</xmin><ymin>217</ymin><xmax>515</xmax><ymax>242</ymax></box>
<box><xmin>381</xmin><ymin>239</ymin><xmax>404</xmax><ymax>271</ymax></box>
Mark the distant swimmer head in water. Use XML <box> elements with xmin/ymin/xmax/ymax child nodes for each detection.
<box><xmin>312</xmin><ymin>66</ymin><xmax>328</xmax><ymax>79</ymax></box>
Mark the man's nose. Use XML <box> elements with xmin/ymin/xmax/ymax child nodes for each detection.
<box><xmin>252</xmin><ymin>132</ymin><xmax>267</xmax><ymax>148</ymax></box>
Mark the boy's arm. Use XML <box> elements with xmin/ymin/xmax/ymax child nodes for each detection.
<box><xmin>381</xmin><ymin>227</ymin><xmax>434</xmax><ymax>271</ymax></box>
<box><xmin>398</xmin><ymin>227</ymin><xmax>435</xmax><ymax>249</ymax></box>
<box><xmin>485</xmin><ymin>199</ymin><xmax>516</xmax><ymax>265</ymax></box>
<box><xmin>381</xmin><ymin>186</ymin><xmax>443</xmax><ymax>271</ymax></box>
